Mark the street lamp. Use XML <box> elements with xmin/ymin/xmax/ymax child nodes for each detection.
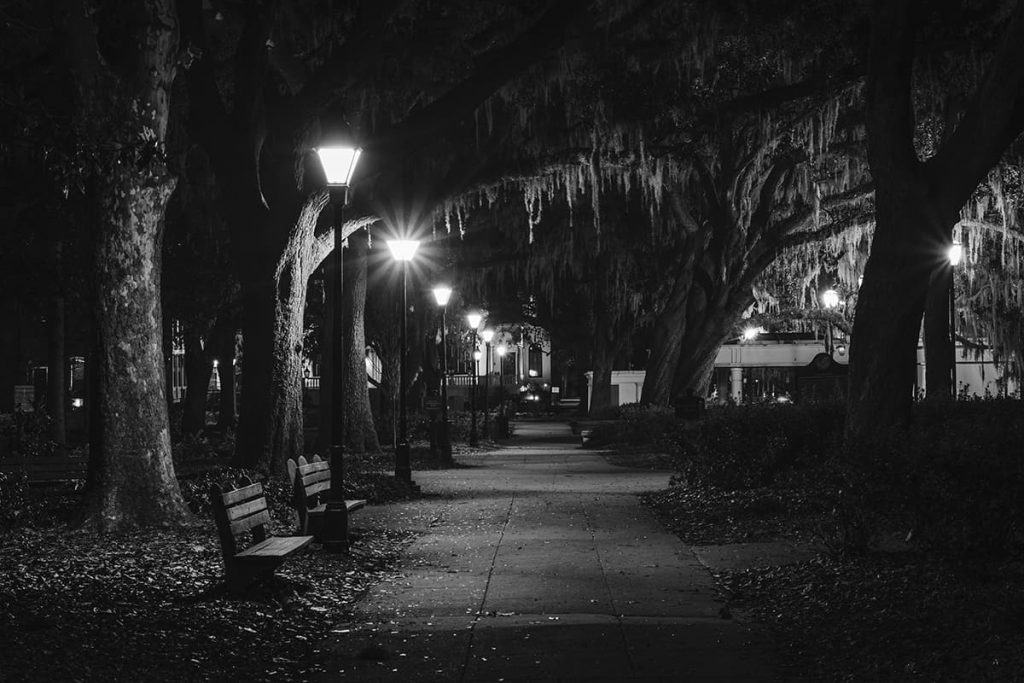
<box><xmin>822</xmin><ymin>288</ymin><xmax>839</xmax><ymax>356</ymax></box>
<box><xmin>314</xmin><ymin>136</ymin><xmax>361</xmax><ymax>552</ymax></box>
<box><xmin>388</xmin><ymin>238</ymin><xmax>420</xmax><ymax>482</ymax></box>
<box><xmin>432</xmin><ymin>286</ymin><xmax>453</xmax><ymax>462</ymax></box>
<box><xmin>948</xmin><ymin>241</ymin><xmax>963</xmax><ymax>398</ymax></box>
<box><xmin>466</xmin><ymin>312</ymin><xmax>482</xmax><ymax>447</ymax></box>
<box><xmin>481</xmin><ymin>328</ymin><xmax>494</xmax><ymax>439</ymax></box>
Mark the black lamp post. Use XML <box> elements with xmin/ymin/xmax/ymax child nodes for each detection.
<box><xmin>432</xmin><ymin>286</ymin><xmax>453</xmax><ymax>461</ymax></box>
<box><xmin>314</xmin><ymin>139</ymin><xmax>361</xmax><ymax>552</ymax></box>
<box><xmin>481</xmin><ymin>328</ymin><xmax>494</xmax><ymax>439</ymax></box>
<box><xmin>948</xmin><ymin>241</ymin><xmax>963</xmax><ymax>398</ymax></box>
<box><xmin>466</xmin><ymin>312</ymin><xmax>482</xmax><ymax>447</ymax></box>
<box><xmin>388</xmin><ymin>238</ymin><xmax>419</xmax><ymax>482</ymax></box>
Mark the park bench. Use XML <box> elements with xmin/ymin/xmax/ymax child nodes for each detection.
<box><xmin>286</xmin><ymin>455</ymin><xmax>366</xmax><ymax>539</ymax></box>
<box><xmin>208</xmin><ymin>477</ymin><xmax>313</xmax><ymax>593</ymax></box>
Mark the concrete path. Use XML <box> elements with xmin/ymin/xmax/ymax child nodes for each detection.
<box><xmin>314</xmin><ymin>420</ymin><xmax>777</xmax><ymax>682</ymax></box>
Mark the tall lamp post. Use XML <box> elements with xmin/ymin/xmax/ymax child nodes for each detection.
<box><xmin>948</xmin><ymin>241</ymin><xmax>963</xmax><ymax>398</ymax></box>
<box><xmin>466</xmin><ymin>312</ymin><xmax>482</xmax><ymax>447</ymax></box>
<box><xmin>822</xmin><ymin>288</ymin><xmax>840</xmax><ymax>357</ymax></box>
<box><xmin>481</xmin><ymin>328</ymin><xmax>494</xmax><ymax>439</ymax></box>
<box><xmin>315</xmin><ymin>138</ymin><xmax>361</xmax><ymax>552</ymax></box>
<box><xmin>432</xmin><ymin>286</ymin><xmax>453</xmax><ymax>461</ymax></box>
<box><xmin>388</xmin><ymin>238</ymin><xmax>419</xmax><ymax>482</ymax></box>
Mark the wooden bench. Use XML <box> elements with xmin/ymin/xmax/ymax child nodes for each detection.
<box><xmin>208</xmin><ymin>477</ymin><xmax>313</xmax><ymax>593</ymax></box>
<box><xmin>286</xmin><ymin>455</ymin><xmax>366</xmax><ymax>539</ymax></box>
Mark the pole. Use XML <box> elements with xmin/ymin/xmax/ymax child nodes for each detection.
<box><xmin>949</xmin><ymin>265</ymin><xmax>956</xmax><ymax>400</ymax></box>
<box><xmin>469</xmin><ymin>343</ymin><xmax>479</xmax><ymax>447</ymax></box>
<box><xmin>483</xmin><ymin>342</ymin><xmax>490</xmax><ymax>439</ymax></box>
<box><xmin>439</xmin><ymin>306</ymin><xmax>451</xmax><ymax>460</ymax></box>
<box><xmin>322</xmin><ymin>189</ymin><xmax>349</xmax><ymax>552</ymax></box>
<box><xmin>395</xmin><ymin>261</ymin><xmax>412</xmax><ymax>481</ymax></box>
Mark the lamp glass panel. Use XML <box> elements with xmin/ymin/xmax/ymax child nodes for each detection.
<box><xmin>432</xmin><ymin>286</ymin><xmax>453</xmax><ymax>306</ymax></box>
<box><xmin>467</xmin><ymin>312</ymin><xmax>482</xmax><ymax>329</ymax></box>
<box><xmin>387</xmin><ymin>239</ymin><xmax>420</xmax><ymax>261</ymax></box>
<box><xmin>316</xmin><ymin>147</ymin><xmax>361</xmax><ymax>185</ymax></box>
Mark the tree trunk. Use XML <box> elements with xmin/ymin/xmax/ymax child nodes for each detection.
<box><xmin>83</xmin><ymin>169</ymin><xmax>190</xmax><ymax>529</ymax></box>
<box><xmin>47</xmin><ymin>293</ymin><xmax>67</xmax><ymax>450</ymax></box>
<box><xmin>846</xmin><ymin>195</ymin><xmax>934</xmax><ymax>438</ymax></box>
<box><xmin>65</xmin><ymin>0</ymin><xmax>190</xmax><ymax>530</ymax></box>
<box><xmin>211</xmin><ymin>316</ymin><xmax>237</xmax><ymax>429</ymax></box>
<box><xmin>923</xmin><ymin>263</ymin><xmax>953</xmax><ymax>400</ymax></box>
<box><xmin>588</xmin><ymin>351</ymin><xmax>615</xmax><ymax>415</ymax></box>
<box><xmin>234</xmin><ymin>277</ymin><xmax>276</xmax><ymax>468</ymax></box>
<box><xmin>343</xmin><ymin>229</ymin><xmax>381</xmax><ymax>455</ymax></box>
<box><xmin>181</xmin><ymin>326</ymin><xmax>212</xmax><ymax>436</ymax></box>
<box><xmin>319</xmin><ymin>257</ymin><xmax>336</xmax><ymax>456</ymax></box>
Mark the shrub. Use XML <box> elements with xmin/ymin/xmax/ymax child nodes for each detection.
<box><xmin>584</xmin><ymin>403</ymin><xmax>677</xmax><ymax>448</ymax></box>
<box><xmin>669</xmin><ymin>403</ymin><xmax>845</xmax><ymax>489</ymax></box>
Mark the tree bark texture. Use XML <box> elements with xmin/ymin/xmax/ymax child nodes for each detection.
<box><xmin>65</xmin><ymin>0</ymin><xmax>190</xmax><ymax>529</ymax></box>
<box><xmin>343</xmin><ymin>229</ymin><xmax>381</xmax><ymax>455</ymax></box>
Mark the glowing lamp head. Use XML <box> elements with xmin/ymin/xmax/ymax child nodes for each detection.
<box><xmin>496</xmin><ymin>344</ymin><xmax>507</xmax><ymax>357</ymax></box>
<box><xmin>473</xmin><ymin>350</ymin><xmax>482</xmax><ymax>361</ymax></box>
<box><xmin>466</xmin><ymin>312</ymin><xmax>482</xmax><ymax>330</ymax></box>
<box><xmin>741</xmin><ymin>326</ymin><xmax>763</xmax><ymax>341</ymax></box>
<box><xmin>432</xmin><ymin>286</ymin><xmax>452</xmax><ymax>306</ymax></box>
<box><xmin>948</xmin><ymin>242</ymin><xmax>963</xmax><ymax>267</ymax></box>
<box><xmin>481</xmin><ymin>329</ymin><xmax>495</xmax><ymax>343</ymax></box>
<box><xmin>822</xmin><ymin>289</ymin><xmax>840</xmax><ymax>309</ymax></box>
<box><xmin>387</xmin><ymin>239</ymin><xmax>420</xmax><ymax>262</ymax></box>
<box><xmin>315</xmin><ymin>146</ymin><xmax>361</xmax><ymax>186</ymax></box>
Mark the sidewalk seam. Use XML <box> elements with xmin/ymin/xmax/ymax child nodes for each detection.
<box><xmin>457</xmin><ymin>492</ymin><xmax>516</xmax><ymax>683</ymax></box>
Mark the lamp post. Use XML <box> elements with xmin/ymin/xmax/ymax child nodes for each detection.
<box><xmin>822</xmin><ymin>288</ymin><xmax>840</xmax><ymax>357</ymax></box>
<box><xmin>466</xmin><ymin>312</ymin><xmax>482</xmax><ymax>447</ymax></box>
<box><xmin>432</xmin><ymin>286</ymin><xmax>453</xmax><ymax>461</ymax></box>
<box><xmin>481</xmin><ymin>328</ymin><xmax>494</xmax><ymax>439</ymax></box>
<box><xmin>496</xmin><ymin>343</ymin><xmax>507</xmax><ymax>403</ymax></box>
<box><xmin>948</xmin><ymin>241</ymin><xmax>963</xmax><ymax>398</ymax></box>
<box><xmin>314</xmin><ymin>138</ymin><xmax>361</xmax><ymax>552</ymax></box>
<box><xmin>388</xmin><ymin>238</ymin><xmax>420</xmax><ymax>482</ymax></box>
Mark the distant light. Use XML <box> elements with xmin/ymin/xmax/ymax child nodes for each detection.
<box><xmin>432</xmin><ymin>286</ymin><xmax>453</xmax><ymax>306</ymax></box>
<box><xmin>315</xmin><ymin>146</ymin><xmax>361</xmax><ymax>186</ymax></box>
<box><xmin>836</xmin><ymin>344</ymin><xmax>847</xmax><ymax>356</ymax></box>
<box><xmin>822</xmin><ymin>289</ymin><xmax>840</xmax><ymax>309</ymax></box>
<box><xmin>528</xmin><ymin>369</ymin><xmax>538</xmax><ymax>377</ymax></box>
<box><xmin>742</xmin><ymin>326</ymin><xmax>764</xmax><ymax>341</ymax></box>
<box><xmin>481</xmin><ymin>329</ymin><xmax>495</xmax><ymax>343</ymax></box>
<box><xmin>776</xmin><ymin>395</ymin><xmax>792</xmax><ymax>404</ymax></box>
<box><xmin>948</xmin><ymin>242</ymin><xmax>963</xmax><ymax>267</ymax></box>
<box><xmin>467</xmin><ymin>312</ymin><xmax>482</xmax><ymax>330</ymax></box>
<box><xmin>72</xmin><ymin>398</ymin><xmax>84</xmax><ymax>408</ymax></box>
<box><xmin>212</xmin><ymin>359</ymin><xmax>219</xmax><ymax>369</ymax></box>
<box><xmin>473</xmin><ymin>350</ymin><xmax>482</xmax><ymax>361</ymax></box>
<box><xmin>387</xmin><ymin>239</ymin><xmax>420</xmax><ymax>262</ymax></box>
<box><xmin>496</xmin><ymin>344</ymin><xmax>507</xmax><ymax>357</ymax></box>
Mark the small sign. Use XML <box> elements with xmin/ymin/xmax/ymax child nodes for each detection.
<box><xmin>550</xmin><ymin>386</ymin><xmax>560</xmax><ymax>394</ymax></box>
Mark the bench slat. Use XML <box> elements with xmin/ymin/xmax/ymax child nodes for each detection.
<box><xmin>236</xmin><ymin>535</ymin><xmax>313</xmax><ymax>559</ymax></box>
<box><xmin>225</xmin><ymin>496</ymin><xmax>268</xmax><ymax>523</ymax></box>
<box><xmin>228</xmin><ymin>508</ymin><xmax>271</xmax><ymax>535</ymax></box>
<box><xmin>221</xmin><ymin>481</ymin><xmax>263</xmax><ymax>506</ymax></box>
<box><xmin>299</xmin><ymin>468</ymin><xmax>330</xmax><ymax>485</ymax></box>
<box><xmin>306</xmin><ymin>499</ymin><xmax>368</xmax><ymax>515</ymax></box>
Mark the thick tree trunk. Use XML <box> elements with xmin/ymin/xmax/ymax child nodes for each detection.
<box><xmin>672</xmin><ymin>312</ymin><xmax>734</xmax><ymax>398</ymax></box>
<box><xmin>319</xmin><ymin>258</ymin><xmax>336</xmax><ymax>456</ymax></box>
<box><xmin>181</xmin><ymin>326</ymin><xmax>212</xmax><ymax>436</ymax></box>
<box><xmin>234</xmin><ymin>274</ymin><xmax>277</xmax><ymax>468</ymax></box>
<box><xmin>265</xmin><ymin>257</ymin><xmax>309</xmax><ymax>473</ymax></box>
<box><xmin>847</xmin><ymin>195</ymin><xmax>935</xmax><ymax>438</ymax></box>
<box><xmin>47</xmin><ymin>293</ymin><xmax>67</xmax><ymax>450</ymax></box>
<box><xmin>83</xmin><ymin>170</ymin><xmax>190</xmax><ymax>529</ymax></box>
<box><xmin>588</xmin><ymin>351</ymin><xmax>615</xmax><ymax>415</ymax></box>
<box><xmin>923</xmin><ymin>264</ymin><xmax>953</xmax><ymax>400</ymax></box>
<box><xmin>343</xmin><ymin>229</ymin><xmax>381</xmax><ymax>455</ymax></box>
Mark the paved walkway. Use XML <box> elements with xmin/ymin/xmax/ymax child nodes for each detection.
<box><xmin>315</xmin><ymin>420</ymin><xmax>780</xmax><ymax>682</ymax></box>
